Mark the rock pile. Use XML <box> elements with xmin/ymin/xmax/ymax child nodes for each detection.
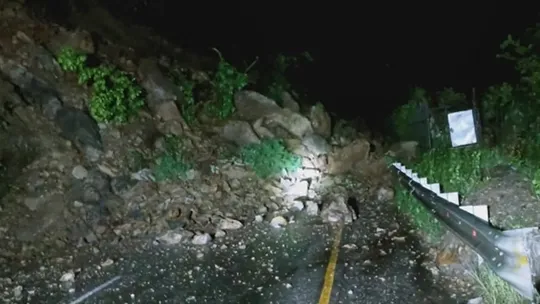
<box><xmin>0</xmin><ymin>3</ymin><xmax>393</xmax><ymax>258</ymax></box>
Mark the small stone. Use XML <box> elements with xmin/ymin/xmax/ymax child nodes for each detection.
<box><xmin>60</xmin><ymin>271</ymin><xmax>75</xmax><ymax>282</ymax></box>
<box><xmin>290</xmin><ymin>201</ymin><xmax>304</xmax><ymax>211</ymax></box>
<box><xmin>155</xmin><ymin>101</ymin><xmax>182</xmax><ymax>121</ymax></box>
<box><xmin>305</xmin><ymin>201</ymin><xmax>319</xmax><ymax>216</ymax></box>
<box><xmin>101</xmin><ymin>258</ymin><xmax>114</xmax><ymax>267</ymax></box>
<box><xmin>218</xmin><ymin>218</ymin><xmax>243</xmax><ymax>230</ymax></box>
<box><xmin>342</xmin><ymin>244</ymin><xmax>358</xmax><ymax>250</ymax></box>
<box><xmin>270</xmin><ymin>216</ymin><xmax>287</xmax><ymax>228</ymax></box>
<box><xmin>84</xmin><ymin>146</ymin><xmax>103</xmax><ymax>162</ymax></box>
<box><xmin>157</xmin><ymin>231</ymin><xmax>184</xmax><ymax>245</ymax></box>
<box><xmin>71</xmin><ymin>165</ymin><xmax>88</xmax><ymax>179</ymax></box>
<box><xmin>267</xmin><ymin>202</ymin><xmax>280</xmax><ymax>210</ymax></box>
<box><xmin>377</xmin><ymin>187</ymin><xmax>394</xmax><ymax>202</ymax></box>
<box><xmin>392</xmin><ymin>236</ymin><xmax>406</xmax><ymax>243</ymax></box>
<box><xmin>23</xmin><ymin>196</ymin><xmax>42</xmax><ymax>211</ymax></box>
<box><xmin>95</xmin><ymin>225</ymin><xmax>107</xmax><ymax>234</ymax></box>
<box><xmin>282</xmin><ymin>180</ymin><xmax>309</xmax><ymax>197</ymax></box>
<box><xmin>257</xmin><ymin>206</ymin><xmax>268</xmax><ymax>214</ymax></box>
<box><xmin>192</xmin><ymin>233</ymin><xmax>212</xmax><ymax>245</ymax></box>
<box><xmin>429</xmin><ymin>266</ymin><xmax>439</xmax><ymax>277</ymax></box>
<box><xmin>467</xmin><ymin>297</ymin><xmax>483</xmax><ymax>304</ymax></box>
<box><xmin>214</xmin><ymin>230</ymin><xmax>226</xmax><ymax>238</ymax></box>
<box><xmin>13</xmin><ymin>285</ymin><xmax>22</xmax><ymax>298</ymax></box>
<box><xmin>84</xmin><ymin>232</ymin><xmax>98</xmax><ymax>243</ymax></box>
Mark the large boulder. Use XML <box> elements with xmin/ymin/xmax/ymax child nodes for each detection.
<box><xmin>326</xmin><ymin>138</ymin><xmax>371</xmax><ymax>175</ymax></box>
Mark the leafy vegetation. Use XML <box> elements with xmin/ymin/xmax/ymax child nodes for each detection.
<box><xmin>168</xmin><ymin>48</ymin><xmax>258</xmax><ymax>123</ymax></box>
<box><xmin>162</xmin><ymin>50</ymin><xmax>313</xmax><ymax>179</ymax></box>
<box><xmin>152</xmin><ymin>135</ymin><xmax>193</xmax><ymax>181</ymax></box>
<box><xmin>472</xmin><ymin>264</ymin><xmax>527</xmax><ymax>304</ymax></box>
<box><xmin>392</xmin><ymin>87</ymin><xmax>427</xmax><ymax>141</ymax></box>
<box><xmin>178</xmin><ymin>80</ymin><xmax>197</xmax><ymax>124</ymax></box>
<box><xmin>165</xmin><ymin>64</ymin><xmax>197</xmax><ymax>125</ymax></box>
<box><xmin>391</xmin><ymin>24</ymin><xmax>540</xmax><ymax>304</ymax></box>
<box><xmin>240</xmin><ymin>139</ymin><xmax>302</xmax><ymax>179</ymax></box>
<box><xmin>57</xmin><ymin>47</ymin><xmax>144</xmax><ymax>123</ymax></box>
<box><xmin>57</xmin><ymin>44</ymin><xmax>314</xmax><ymax>181</ymax></box>
<box><xmin>204</xmin><ymin>48</ymin><xmax>251</xmax><ymax>120</ymax></box>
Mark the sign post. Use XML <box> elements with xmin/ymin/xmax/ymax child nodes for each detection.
<box><xmin>447</xmin><ymin>109</ymin><xmax>479</xmax><ymax>147</ymax></box>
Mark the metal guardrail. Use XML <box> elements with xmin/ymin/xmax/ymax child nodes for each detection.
<box><xmin>391</xmin><ymin>162</ymin><xmax>540</xmax><ymax>302</ymax></box>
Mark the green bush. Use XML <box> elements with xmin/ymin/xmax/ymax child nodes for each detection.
<box><xmin>152</xmin><ymin>135</ymin><xmax>192</xmax><ymax>181</ymax></box>
<box><xmin>205</xmin><ymin>48</ymin><xmax>250</xmax><ymax>119</ymax></box>
<box><xmin>57</xmin><ymin>47</ymin><xmax>144</xmax><ymax>124</ymax></box>
<box><xmin>178</xmin><ymin>80</ymin><xmax>197</xmax><ymax>125</ymax></box>
<box><xmin>240</xmin><ymin>139</ymin><xmax>302</xmax><ymax>178</ymax></box>
<box><xmin>482</xmin><ymin>31</ymin><xmax>540</xmax><ymax>158</ymax></box>
<box><xmin>392</xmin><ymin>87</ymin><xmax>427</xmax><ymax>141</ymax></box>
<box><xmin>437</xmin><ymin>87</ymin><xmax>467</xmax><ymax>108</ymax></box>
<box><xmin>472</xmin><ymin>264</ymin><xmax>528</xmax><ymax>304</ymax></box>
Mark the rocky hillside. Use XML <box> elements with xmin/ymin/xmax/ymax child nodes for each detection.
<box><xmin>0</xmin><ymin>0</ymin><xmax>393</xmax><ymax>261</ymax></box>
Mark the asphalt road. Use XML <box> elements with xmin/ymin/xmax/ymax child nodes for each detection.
<box><xmin>0</xmin><ymin>210</ymin><xmax>468</xmax><ymax>304</ymax></box>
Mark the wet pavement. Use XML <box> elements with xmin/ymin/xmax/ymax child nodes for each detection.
<box><xmin>0</xmin><ymin>210</ymin><xmax>464</xmax><ymax>304</ymax></box>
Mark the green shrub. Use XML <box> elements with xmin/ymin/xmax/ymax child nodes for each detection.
<box><xmin>152</xmin><ymin>135</ymin><xmax>192</xmax><ymax>181</ymax></box>
<box><xmin>266</xmin><ymin>54</ymin><xmax>296</xmax><ymax>104</ymax></box>
<box><xmin>57</xmin><ymin>47</ymin><xmax>144</xmax><ymax>124</ymax></box>
<box><xmin>472</xmin><ymin>264</ymin><xmax>528</xmax><ymax>304</ymax></box>
<box><xmin>178</xmin><ymin>80</ymin><xmax>197</xmax><ymax>125</ymax></box>
<box><xmin>392</xmin><ymin>87</ymin><xmax>427</xmax><ymax>141</ymax></box>
<box><xmin>437</xmin><ymin>87</ymin><xmax>467</xmax><ymax>108</ymax></box>
<box><xmin>240</xmin><ymin>139</ymin><xmax>302</xmax><ymax>178</ymax></box>
<box><xmin>205</xmin><ymin>48</ymin><xmax>250</xmax><ymax>119</ymax></box>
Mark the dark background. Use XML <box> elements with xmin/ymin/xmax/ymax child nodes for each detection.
<box><xmin>28</xmin><ymin>1</ymin><xmax>540</xmax><ymax>130</ymax></box>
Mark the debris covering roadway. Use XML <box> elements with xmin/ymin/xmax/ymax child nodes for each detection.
<box><xmin>63</xmin><ymin>223</ymin><xmax>452</xmax><ymax>304</ymax></box>
<box><xmin>2</xmin><ymin>212</ymin><xmax>462</xmax><ymax>303</ymax></box>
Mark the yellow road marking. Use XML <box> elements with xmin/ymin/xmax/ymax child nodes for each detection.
<box><xmin>512</xmin><ymin>247</ymin><xmax>530</xmax><ymax>269</ymax></box>
<box><xmin>318</xmin><ymin>222</ymin><xmax>344</xmax><ymax>304</ymax></box>
<box><xmin>516</xmin><ymin>254</ymin><xmax>529</xmax><ymax>268</ymax></box>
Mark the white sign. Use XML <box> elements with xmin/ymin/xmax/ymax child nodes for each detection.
<box><xmin>447</xmin><ymin>109</ymin><xmax>478</xmax><ymax>147</ymax></box>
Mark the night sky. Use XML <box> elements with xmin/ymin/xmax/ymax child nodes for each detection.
<box><xmin>119</xmin><ymin>4</ymin><xmax>540</xmax><ymax>125</ymax></box>
<box><xmin>33</xmin><ymin>1</ymin><xmax>540</xmax><ymax>128</ymax></box>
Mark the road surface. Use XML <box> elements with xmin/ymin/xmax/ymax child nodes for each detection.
<box><xmin>1</xmin><ymin>213</ymin><xmax>469</xmax><ymax>304</ymax></box>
